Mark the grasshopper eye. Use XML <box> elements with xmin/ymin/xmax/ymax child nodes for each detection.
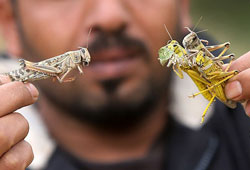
<box><xmin>84</xmin><ymin>61</ymin><xmax>89</xmax><ymax>66</ymax></box>
<box><xmin>192</xmin><ymin>36</ymin><xmax>197</xmax><ymax>41</ymax></box>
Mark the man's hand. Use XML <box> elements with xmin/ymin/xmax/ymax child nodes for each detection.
<box><xmin>0</xmin><ymin>75</ymin><xmax>39</xmax><ymax>169</ymax></box>
<box><xmin>225</xmin><ymin>51</ymin><xmax>250</xmax><ymax>117</ymax></box>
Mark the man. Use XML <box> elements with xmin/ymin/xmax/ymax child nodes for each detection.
<box><xmin>0</xmin><ymin>0</ymin><xmax>250</xmax><ymax>169</ymax></box>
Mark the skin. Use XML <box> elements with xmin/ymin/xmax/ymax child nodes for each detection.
<box><xmin>0</xmin><ymin>75</ymin><xmax>37</xmax><ymax>169</ymax></box>
<box><xmin>0</xmin><ymin>0</ymin><xmax>249</xmax><ymax>168</ymax></box>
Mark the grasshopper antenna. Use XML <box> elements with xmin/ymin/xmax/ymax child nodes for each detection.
<box><xmin>78</xmin><ymin>28</ymin><xmax>92</xmax><ymax>50</ymax></box>
<box><xmin>193</xmin><ymin>16</ymin><xmax>203</xmax><ymax>32</ymax></box>
<box><xmin>196</xmin><ymin>29</ymin><xmax>208</xmax><ymax>34</ymax></box>
<box><xmin>86</xmin><ymin>27</ymin><xmax>92</xmax><ymax>48</ymax></box>
<box><xmin>164</xmin><ymin>24</ymin><xmax>173</xmax><ymax>40</ymax></box>
<box><xmin>184</xmin><ymin>26</ymin><xmax>193</xmax><ymax>33</ymax></box>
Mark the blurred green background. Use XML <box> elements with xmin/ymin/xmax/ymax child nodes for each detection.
<box><xmin>191</xmin><ymin>0</ymin><xmax>250</xmax><ymax>57</ymax></box>
<box><xmin>0</xmin><ymin>0</ymin><xmax>250</xmax><ymax>56</ymax></box>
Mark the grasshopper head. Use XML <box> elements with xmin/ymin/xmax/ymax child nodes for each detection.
<box><xmin>158</xmin><ymin>45</ymin><xmax>175</xmax><ymax>67</ymax></box>
<box><xmin>182</xmin><ymin>28</ymin><xmax>200</xmax><ymax>50</ymax></box>
<box><xmin>159</xmin><ymin>40</ymin><xmax>185</xmax><ymax>67</ymax></box>
<box><xmin>80</xmin><ymin>48</ymin><xmax>91</xmax><ymax>66</ymax></box>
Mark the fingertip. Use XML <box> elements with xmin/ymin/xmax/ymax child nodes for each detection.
<box><xmin>225</xmin><ymin>81</ymin><xmax>242</xmax><ymax>100</ymax></box>
<box><xmin>24</xmin><ymin>83</ymin><xmax>39</xmax><ymax>101</ymax></box>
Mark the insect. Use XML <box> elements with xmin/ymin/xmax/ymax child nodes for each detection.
<box><xmin>158</xmin><ymin>29</ymin><xmax>215</xmax><ymax>104</ymax></box>
<box><xmin>158</xmin><ymin>38</ymin><xmax>219</xmax><ymax>121</ymax></box>
<box><xmin>182</xmin><ymin>27</ymin><xmax>233</xmax><ymax>65</ymax></box>
<box><xmin>159</xmin><ymin>26</ymin><xmax>238</xmax><ymax>123</ymax></box>
<box><xmin>190</xmin><ymin>50</ymin><xmax>238</xmax><ymax>123</ymax></box>
<box><xmin>4</xmin><ymin>48</ymin><xmax>91</xmax><ymax>83</ymax></box>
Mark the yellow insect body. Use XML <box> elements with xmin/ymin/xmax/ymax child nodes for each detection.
<box><xmin>194</xmin><ymin>51</ymin><xmax>238</xmax><ymax>109</ymax></box>
<box><xmin>158</xmin><ymin>40</ymin><xmax>216</xmax><ymax>119</ymax></box>
<box><xmin>159</xmin><ymin>27</ymin><xmax>238</xmax><ymax>123</ymax></box>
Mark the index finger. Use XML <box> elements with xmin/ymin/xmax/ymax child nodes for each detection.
<box><xmin>0</xmin><ymin>76</ymin><xmax>39</xmax><ymax>116</ymax></box>
<box><xmin>228</xmin><ymin>51</ymin><xmax>250</xmax><ymax>72</ymax></box>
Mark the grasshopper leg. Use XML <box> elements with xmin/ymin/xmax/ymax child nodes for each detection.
<box><xmin>57</xmin><ymin>68</ymin><xmax>76</xmax><ymax>83</ymax></box>
<box><xmin>189</xmin><ymin>73</ymin><xmax>236</xmax><ymax>98</ymax></box>
<box><xmin>200</xmin><ymin>39</ymin><xmax>209</xmax><ymax>45</ymax></box>
<box><xmin>77</xmin><ymin>64</ymin><xmax>83</xmax><ymax>74</ymax></box>
<box><xmin>206</xmin><ymin>42</ymin><xmax>230</xmax><ymax>58</ymax></box>
<box><xmin>212</xmin><ymin>53</ymin><xmax>235</xmax><ymax>63</ymax></box>
<box><xmin>206</xmin><ymin>70</ymin><xmax>238</xmax><ymax>79</ymax></box>
<box><xmin>186</xmin><ymin>70</ymin><xmax>211</xmax><ymax>86</ymax></box>
<box><xmin>201</xmin><ymin>94</ymin><xmax>216</xmax><ymax>123</ymax></box>
<box><xmin>173</xmin><ymin>65</ymin><xmax>184</xmax><ymax>79</ymax></box>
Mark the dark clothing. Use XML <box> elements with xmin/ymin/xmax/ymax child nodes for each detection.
<box><xmin>42</xmin><ymin>101</ymin><xmax>250</xmax><ymax>170</ymax></box>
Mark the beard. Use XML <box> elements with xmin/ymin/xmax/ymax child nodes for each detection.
<box><xmin>40</xmin><ymin>75</ymin><xmax>171</xmax><ymax>131</ymax></box>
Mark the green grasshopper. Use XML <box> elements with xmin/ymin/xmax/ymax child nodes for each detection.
<box><xmin>159</xmin><ymin>26</ymin><xmax>238</xmax><ymax>123</ymax></box>
<box><xmin>4</xmin><ymin>48</ymin><xmax>91</xmax><ymax>83</ymax></box>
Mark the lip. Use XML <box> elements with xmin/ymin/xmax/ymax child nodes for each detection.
<box><xmin>85</xmin><ymin>46</ymin><xmax>144</xmax><ymax>80</ymax></box>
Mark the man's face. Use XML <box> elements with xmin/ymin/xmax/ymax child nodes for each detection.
<box><xmin>12</xmin><ymin>0</ymin><xmax>182</xmax><ymax>127</ymax></box>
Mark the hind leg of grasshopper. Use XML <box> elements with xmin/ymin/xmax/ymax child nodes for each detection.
<box><xmin>201</xmin><ymin>94</ymin><xmax>216</xmax><ymax>123</ymax></box>
<box><xmin>186</xmin><ymin>70</ymin><xmax>211</xmax><ymax>86</ymax></box>
<box><xmin>206</xmin><ymin>70</ymin><xmax>238</xmax><ymax>79</ymax></box>
<box><xmin>190</xmin><ymin>73</ymin><xmax>236</xmax><ymax>98</ymax></box>
<box><xmin>173</xmin><ymin>65</ymin><xmax>184</xmax><ymax>79</ymax></box>
<box><xmin>20</xmin><ymin>59</ymin><xmax>62</xmax><ymax>74</ymax></box>
<box><xmin>212</xmin><ymin>53</ymin><xmax>235</xmax><ymax>63</ymax></box>
<box><xmin>223</xmin><ymin>57</ymin><xmax>238</xmax><ymax>72</ymax></box>
<box><xmin>206</xmin><ymin>42</ymin><xmax>230</xmax><ymax>58</ymax></box>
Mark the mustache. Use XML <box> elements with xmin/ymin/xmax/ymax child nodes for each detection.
<box><xmin>87</xmin><ymin>31</ymin><xmax>150</xmax><ymax>60</ymax></box>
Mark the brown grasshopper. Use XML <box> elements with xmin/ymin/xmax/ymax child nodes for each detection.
<box><xmin>4</xmin><ymin>48</ymin><xmax>91</xmax><ymax>83</ymax></box>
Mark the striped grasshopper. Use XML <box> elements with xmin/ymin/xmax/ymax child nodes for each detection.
<box><xmin>159</xmin><ymin>26</ymin><xmax>238</xmax><ymax>123</ymax></box>
<box><xmin>4</xmin><ymin>48</ymin><xmax>91</xmax><ymax>83</ymax></box>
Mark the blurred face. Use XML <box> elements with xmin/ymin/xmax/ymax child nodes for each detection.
<box><xmin>11</xmin><ymin>0</ymin><xmax>184</xmax><ymax>127</ymax></box>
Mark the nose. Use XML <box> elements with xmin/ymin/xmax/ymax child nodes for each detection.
<box><xmin>88</xmin><ymin>0</ymin><xmax>129</xmax><ymax>33</ymax></box>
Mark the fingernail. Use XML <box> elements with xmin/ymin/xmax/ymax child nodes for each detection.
<box><xmin>225</xmin><ymin>81</ymin><xmax>242</xmax><ymax>99</ymax></box>
<box><xmin>25</xmin><ymin>83</ymin><xmax>39</xmax><ymax>100</ymax></box>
